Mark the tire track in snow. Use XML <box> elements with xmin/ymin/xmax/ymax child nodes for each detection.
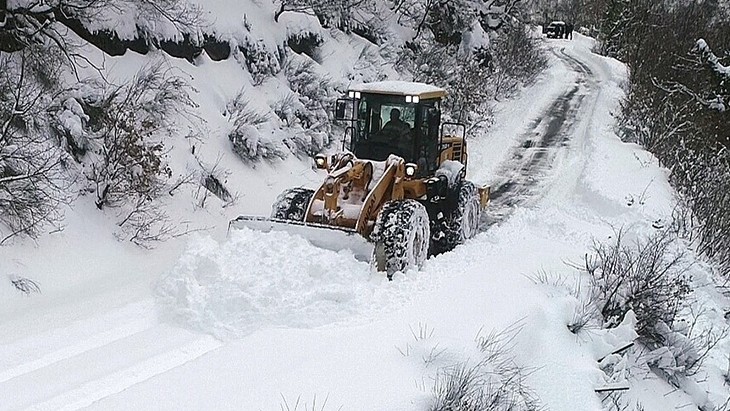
<box><xmin>0</xmin><ymin>321</ymin><xmax>153</xmax><ymax>385</ymax></box>
<box><xmin>0</xmin><ymin>299</ymin><xmax>223</xmax><ymax>411</ymax></box>
<box><xmin>484</xmin><ymin>47</ymin><xmax>595</xmax><ymax>225</ymax></box>
<box><xmin>0</xmin><ymin>300</ymin><xmax>156</xmax><ymax>385</ymax></box>
<box><xmin>27</xmin><ymin>336</ymin><xmax>222</xmax><ymax>411</ymax></box>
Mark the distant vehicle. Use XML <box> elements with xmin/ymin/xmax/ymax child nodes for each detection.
<box><xmin>545</xmin><ymin>21</ymin><xmax>566</xmax><ymax>39</ymax></box>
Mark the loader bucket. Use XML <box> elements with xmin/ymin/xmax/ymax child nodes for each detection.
<box><xmin>229</xmin><ymin>216</ymin><xmax>374</xmax><ymax>262</ymax></box>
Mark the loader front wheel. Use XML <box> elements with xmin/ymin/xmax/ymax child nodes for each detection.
<box><xmin>443</xmin><ymin>180</ymin><xmax>481</xmax><ymax>250</ymax></box>
<box><xmin>372</xmin><ymin>200</ymin><xmax>430</xmax><ymax>278</ymax></box>
<box><xmin>271</xmin><ymin>187</ymin><xmax>314</xmax><ymax>222</ymax></box>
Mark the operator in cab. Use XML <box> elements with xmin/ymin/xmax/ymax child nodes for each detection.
<box><xmin>382</xmin><ymin>108</ymin><xmax>410</xmax><ymax>135</ymax></box>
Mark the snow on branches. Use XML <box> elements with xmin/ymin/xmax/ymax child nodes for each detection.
<box><xmin>692</xmin><ymin>38</ymin><xmax>729</xmax><ymax>112</ymax></box>
<box><xmin>0</xmin><ymin>46</ymin><xmax>71</xmax><ymax>243</ymax></box>
<box><xmin>694</xmin><ymin>39</ymin><xmax>730</xmax><ymax>80</ymax></box>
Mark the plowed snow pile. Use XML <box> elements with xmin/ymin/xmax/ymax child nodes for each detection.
<box><xmin>156</xmin><ymin>228</ymin><xmax>435</xmax><ymax>338</ymax></box>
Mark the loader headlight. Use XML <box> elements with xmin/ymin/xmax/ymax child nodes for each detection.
<box><xmin>314</xmin><ymin>154</ymin><xmax>328</xmax><ymax>169</ymax></box>
<box><xmin>404</xmin><ymin>163</ymin><xmax>418</xmax><ymax>177</ymax></box>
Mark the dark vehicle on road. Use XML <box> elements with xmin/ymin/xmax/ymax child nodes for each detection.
<box><xmin>544</xmin><ymin>21</ymin><xmax>566</xmax><ymax>39</ymax></box>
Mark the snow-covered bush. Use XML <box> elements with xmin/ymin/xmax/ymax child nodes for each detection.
<box><xmin>430</xmin><ymin>325</ymin><xmax>540</xmax><ymax>411</ymax></box>
<box><xmin>1</xmin><ymin>0</ymin><xmax>205</xmax><ymax>58</ymax></box>
<box><xmin>348</xmin><ymin>43</ymin><xmax>389</xmax><ymax>83</ymax></box>
<box><xmin>395</xmin><ymin>0</ymin><xmax>546</xmax><ymax>128</ymax></box>
<box><xmin>228</xmin><ymin>57</ymin><xmax>333</xmax><ymax>164</ymax></box>
<box><xmin>645</xmin><ymin>321</ymin><xmax>701</xmax><ymax>380</ymax></box>
<box><xmin>287</xmin><ymin>31</ymin><xmax>323</xmax><ymax>57</ymax></box>
<box><xmin>229</xmin><ymin>123</ymin><xmax>286</xmax><ymax>163</ymax></box>
<box><xmin>200</xmin><ymin>174</ymin><xmax>233</xmax><ymax>203</ymax></box>
<box><xmin>489</xmin><ymin>24</ymin><xmax>547</xmax><ymax>98</ymax></box>
<box><xmin>46</xmin><ymin>62</ymin><xmax>196</xmax><ymax>246</ymax></box>
<box><xmin>286</xmin><ymin>58</ymin><xmax>327</xmax><ymax>97</ymax></box>
<box><xmin>644</xmin><ymin>309</ymin><xmax>728</xmax><ymax>385</ymax></box>
<box><xmin>271</xmin><ymin>94</ymin><xmax>300</xmax><ymax>128</ymax></box>
<box><xmin>275</xmin><ymin>0</ymin><xmax>376</xmax><ymax>32</ymax></box>
<box><xmin>234</xmin><ymin>37</ymin><xmax>284</xmax><ymax>86</ymax></box>
<box><xmin>403</xmin><ymin>41</ymin><xmax>493</xmax><ymax>126</ymax></box>
<box><xmin>621</xmin><ymin>88</ymin><xmax>730</xmax><ymax>276</ymax></box>
<box><xmin>583</xmin><ymin>230</ymin><xmax>691</xmax><ymax>344</ymax></box>
<box><xmin>84</xmin><ymin>63</ymin><xmax>193</xmax><ymax>211</ymax></box>
<box><xmin>565</xmin><ymin>226</ymin><xmax>729</xmax><ymax>389</ymax></box>
<box><xmin>114</xmin><ymin>195</ymin><xmax>176</xmax><ymax>248</ymax></box>
<box><xmin>282</xmin><ymin>57</ymin><xmax>332</xmax><ymax>155</ymax></box>
<box><xmin>579</xmin><ymin>230</ymin><xmax>730</xmax><ymax>383</ymax></box>
<box><xmin>227</xmin><ymin>91</ymin><xmax>287</xmax><ymax>163</ymax></box>
<box><xmin>0</xmin><ymin>45</ymin><xmax>70</xmax><ymax>242</ymax></box>
<box><xmin>396</xmin><ymin>2</ymin><xmax>493</xmax><ymax>125</ymax></box>
<box><xmin>187</xmin><ymin>155</ymin><xmax>236</xmax><ymax>207</ymax></box>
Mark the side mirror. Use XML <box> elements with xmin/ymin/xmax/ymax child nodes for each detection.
<box><xmin>335</xmin><ymin>100</ymin><xmax>347</xmax><ymax>120</ymax></box>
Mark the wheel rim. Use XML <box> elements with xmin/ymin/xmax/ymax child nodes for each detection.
<box><xmin>462</xmin><ymin>200</ymin><xmax>479</xmax><ymax>240</ymax></box>
<box><xmin>412</xmin><ymin>214</ymin><xmax>429</xmax><ymax>266</ymax></box>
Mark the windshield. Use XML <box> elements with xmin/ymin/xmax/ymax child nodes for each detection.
<box><xmin>355</xmin><ymin>98</ymin><xmax>416</xmax><ymax>161</ymax></box>
<box><xmin>359</xmin><ymin>102</ymin><xmax>415</xmax><ymax>137</ymax></box>
<box><xmin>350</xmin><ymin>94</ymin><xmax>440</xmax><ymax>176</ymax></box>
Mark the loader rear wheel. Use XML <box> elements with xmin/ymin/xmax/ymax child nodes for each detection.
<box><xmin>443</xmin><ymin>180</ymin><xmax>481</xmax><ymax>250</ymax></box>
<box><xmin>271</xmin><ymin>187</ymin><xmax>314</xmax><ymax>222</ymax></box>
<box><xmin>371</xmin><ymin>200</ymin><xmax>430</xmax><ymax>278</ymax></box>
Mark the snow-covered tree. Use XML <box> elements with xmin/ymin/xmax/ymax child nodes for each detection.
<box><xmin>393</xmin><ymin>0</ymin><xmax>545</xmax><ymax>126</ymax></box>
<box><xmin>0</xmin><ymin>0</ymin><xmax>203</xmax><ymax>53</ymax></box>
<box><xmin>690</xmin><ymin>38</ymin><xmax>730</xmax><ymax>113</ymax></box>
<box><xmin>606</xmin><ymin>0</ymin><xmax>730</xmax><ymax>273</ymax></box>
<box><xmin>274</xmin><ymin>0</ymin><xmax>375</xmax><ymax>31</ymax></box>
<box><xmin>0</xmin><ymin>45</ymin><xmax>71</xmax><ymax>242</ymax></box>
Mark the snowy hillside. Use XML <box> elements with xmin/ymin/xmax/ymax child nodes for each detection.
<box><xmin>1</xmin><ymin>0</ymin><xmax>541</xmax><ymax>315</ymax></box>
<box><xmin>0</xmin><ymin>0</ymin><xmax>397</xmax><ymax>305</ymax></box>
<box><xmin>1</xmin><ymin>1</ymin><xmax>730</xmax><ymax>410</ymax></box>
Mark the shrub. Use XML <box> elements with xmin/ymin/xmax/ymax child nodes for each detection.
<box><xmin>87</xmin><ymin>62</ymin><xmax>194</xmax><ymax>211</ymax></box>
<box><xmin>10</xmin><ymin>275</ymin><xmax>41</xmax><ymax>295</ymax></box>
<box><xmin>430</xmin><ymin>324</ymin><xmax>540</xmax><ymax>411</ymax></box>
<box><xmin>287</xmin><ymin>31</ymin><xmax>323</xmax><ymax>57</ymax></box>
<box><xmin>490</xmin><ymin>24</ymin><xmax>547</xmax><ymax>97</ymax></box>
<box><xmin>282</xmin><ymin>58</ymin><xmax>332</xmax><ymax>156</ymax></box>
<box><xmin>579</xmin><ymin>229</ymin><xmax>730</xmax><ymax>384</ymax></box>
<box><xmin>582</xmin><ymin>229</ymin><xmax>691</xmax><ymax>344</ymax></box>
<box><xmin>229</xmin><ymin>124</ymin><xmax>286</xmax><ymax>163</ymax></box>
<box><xmin>0</xmin><ymin>46</ymin><xmax>71</xmax><ymax>242</ymax></box>
<box><xmin>404</xmin><ymin>41</ymin><xmax>493</xmax><ymax>126</ymax></box>
<box><xmin>284</xmin><ymin>58</ymin><xmax>333</xmax><ymax>127</ymax></box>
<box><xmin>227</xmin><ymin>91</ymin><xmax>286</xmax><ymax>163</ymax></box>
<box><xmin>196</xmin><ymin>156</ymin><xmax>235</xmax><ymax>205</ymax></box>
<box><xmin>235</xmin><ymin>38</ymin><xmax>284</xmax><ymax>85</ymax></box>
<box><xmin>201</xmin><ymin>174</ymin><xmax>233</xmax><ymax>203</ymax></box>
<box><xmin>605</xmin><ymin>0</ymin><xmax>730</xmax><ymax>276</ymax></box>
<box><xmin>66</xmin><ymin>62</ymin><xmax>198</xmax><ymax>246</ymax></box>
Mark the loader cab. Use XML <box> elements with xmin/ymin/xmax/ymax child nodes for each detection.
<box><xmin>336</xmin><ymin>82</ymin><xmax>450</xmax><ymax>177</ymax></box>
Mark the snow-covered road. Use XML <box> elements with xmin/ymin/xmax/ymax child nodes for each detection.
<box><xmin>486</xmin><ymin>46</ymin><xmax>595</xmax><ymax>222</ymax></box>
<box><xmin>2</xmin><ymin>35</ymin><xmax>725</xmax><ymax>411</ymax></box>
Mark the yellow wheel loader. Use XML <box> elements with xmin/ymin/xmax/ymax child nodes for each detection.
<box><xmin>231</xmin><ymin>81</ymin><xmax>489</xmax><ymax>278</ymax></box>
